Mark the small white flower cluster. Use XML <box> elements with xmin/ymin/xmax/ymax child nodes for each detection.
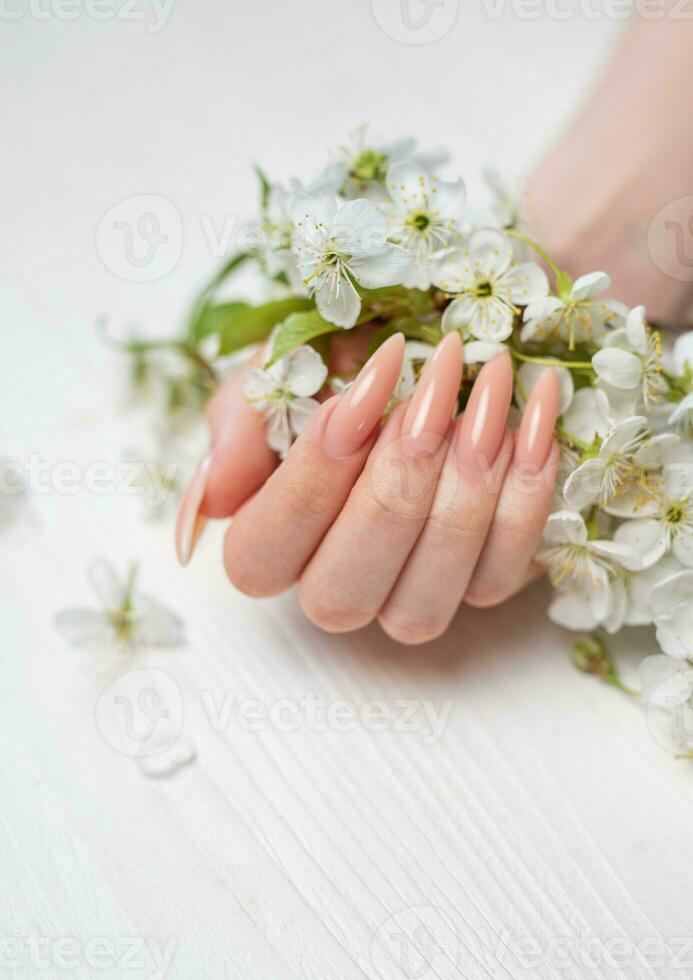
<box><xmin>539</xmin><ymin>322</ymin><xmax>693</xmax><ymax>665</ymax></box>
<box><xmin>226</xmin><ymin>129</ymin><xmax>693</xmax><ymax>684</ymax></box>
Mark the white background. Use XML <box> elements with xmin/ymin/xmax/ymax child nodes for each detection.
<box><xmin>3</xmin><ymin>2</ymin><xmax>693</xmax><ymax>978</ymax></box>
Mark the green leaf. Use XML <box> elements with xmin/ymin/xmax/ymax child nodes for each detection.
<box><xmin>186</xmin><ymin>252</ymin><xmax>253</xmax><ymax>342</ymax></box>
<box><xmin>267</xmin><ymin>309</ymin><xmax>342</xmax><ymax>366</ymax></box>
<box><xmin>193</xmin><ymin>297</ymin><xmax>312</xmax><ymax>355</ymax></box>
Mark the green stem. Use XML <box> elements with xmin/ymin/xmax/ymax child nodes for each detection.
<box><xmin>555</xmin><ymin>423</ymin><xmax>591</xmax><ymax>452</ymax></box>
<box><xmin>506</xmin><ymin>228</ymin><xmax>560</xmax><ymax>277</ymax></box>
<box><xmin>509</xmin><ymin>345</ymin><xmax>593</xmax><ymax>371</ymax></box>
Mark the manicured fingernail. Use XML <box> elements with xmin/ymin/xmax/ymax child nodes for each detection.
<box><xmin>175</xmin><ymin>450</ymin><xmax>212</xmax><ymax>566</ymax></box>
<box><xmin>456</xmin><ymin>351</ymin><xmax>513</xmax><ymax>471</ymax></box>
<box><xmin>401</xmin><ymin>331</ymin><xmax>462</xmax><ymax>454</ymax></box>
<box><xmin>515</xmin><ymin>367</ymin><xmax>560</xmax><ymax>467</ymax></box>
<box><xmin>323</xmin><ymin>333</ymin><xmax>405</xmax><ymax>458</ymax></box>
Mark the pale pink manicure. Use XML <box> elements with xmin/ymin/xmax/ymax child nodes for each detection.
<box><xmin>323</xmin><ymin>333</ymin><xmax>405</xmax><ymax>458</ymax></box>
<box><xmin>515</xmin><ymin>367</ymin><xmax>560</xmax><ymax>467</ymax></box>
<box><xmin>175</xmin><ymin>450</ymin><xmax>212</xmax><ymax>566</ymax></box>
<box><xmin>456</xmin><ymin>351</ymin><xmax>513</xmax><ymax>471</ymax></box>
<box><xmin>401</xmin><ymin>331</ymin><xmax>462</xmax><ymax>454</ymax></box>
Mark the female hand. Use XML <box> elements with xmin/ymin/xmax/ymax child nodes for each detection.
<box><xmin>176</xmin><ymin>332</ymin><xmax>560</xmax><ymax>645</ymax></box>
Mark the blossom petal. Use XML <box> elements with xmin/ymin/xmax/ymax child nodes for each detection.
<box><xmin>562</xmin><ymin>458</ymin><xmax>604</xmax><ymax>511</ymax></box>
<box><xmin>432</xmin><ymin>248</ymin><xmax>473</xmax><ymax>294</ymax></box>
<box><xmin>614</xmin><ymin>518</ymin><xmax>669</xmax><ymax>568</ymax></box>
<box><xmin>315</xmin><ymin>273</ymin><xmax>361</xmax><ymax>329</ymax></box>
<box><xmin>542</xmin><ymin>510</ymin><xmax>588</xmax><ymax>546</ymax></box>
<box><xmin>654</xmin><ymin>601</ymin><xmax>693</xmax><ymax>660</ymax></box>
<box><xmin>88</xmin><ymin>559</ymin><xmax>126</xmax><ymax>610</ymax></box>
<box><xmin>504</xmin><ymin>262</ymin><xmax>549</xmax><ymax>307</ymax></box>
<box><xmin>351</xmin><ymin>244</ymin><xmax>412</xmax><ymax>288</ymax></box>
<box><xmin>672</xmin><ymin>528</ymin><xmax>693</xmax><ymax>568</ymax></box>
<box><xmin>639</xmin><ymin>654</ymin><xmax>693</xmax><ymax>703</ymax></box>
<box><xmin>625</xmin><ymin>305</ymin><xmax>647</xmax><ymax>353</ymax></box>
<box><xmin>55</xmin><ymin>608</ymin><xmax>114</xmax><ymax>647</ymax></box>
<box><xmin>592</xmin><ymin>347</ymin><xmax>642</xmax><ymax>390</ymax></box>
<box><xmin>589</xmin><ymin>539</ymin><xmax>642</xmax><ymax>572</ymax></box>
<box><xmin>441</xmin><ymin>294</ymin><xmax>476</xmax><ymax>333</ymax></box>
<box><xmin>265</xmin><ymin>407</ymin><xmax>291</xmax><ymax>458</ymax></box>
<box><xmin>467</xmin><ymin>228</ymin><xmax>514</xmax><ymax>278</ymax></box>
<box><xmin>561</xmin><ymin>387</ymin><xmax>611</xmax><ymax>444</ymax></box>
<box><xmin>386</xmin><ymin>160</ymin><xmax>428</xmax><ymax>211</ymax></box>
<box><xmin>548</xmin><ymin>590</ymin><xmax>599</xmax><ymax>630</ymax></box>
<box><xmin>600</xmin><ymin>416</ymin><xmax>648</xmax><ymax>457</ymax></box>
<box><xmin>288</xmin><ymin>396</ymin><xmax>320</xmax><ymax>436</ymax></box>
<box><xmin>285</xmin><ymin>346</ymin><xmax>328</xmax><ymax>397</ymax></box>
<box><xmin>571</xmin><ymin>271</ymin><xmax>610</xmax><ymax>301</ymax></box>
<box><xmin>463</xmin><ymin>341</ymin><xmax>507</xmax><ymax>364</ymax></box>
<box><xmin>673</xmin><ymin>330</ymin><xmax>693</xmax><ymax>375</ymax></box>
<box><xmin>332</xmin><ymin>198</ymin><xmax>388</xmax><ymax>257</ymax></box>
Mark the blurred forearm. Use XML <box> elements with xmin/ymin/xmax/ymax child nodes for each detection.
<box><xmin>528</xmin><ymin>13</ymin><xmax>693</xmax><ymax>324</ymax></box>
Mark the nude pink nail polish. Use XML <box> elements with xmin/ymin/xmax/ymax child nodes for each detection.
<box><xmin>456</xmin><ymin>351</ymin><xmax>513</xmax><ymax>472</ymax></box>
<box><xmin>175</xmin><ymin>450</ymin><xmax>212</xmax><ymax>566</ymax></box>
<box><xmin>401</xmin><ymin>331</ymin><xmax>462</xmax><ymax>454</ymax></box>
<box><xmin>323</xmin><ymin>333</ymin><xmax>405</xmax><ymax>458</ymax></box>
<box><xmin>515</xmin><ymin>367</ymin><xmax>560</xmax><ymax>467</ymax></box>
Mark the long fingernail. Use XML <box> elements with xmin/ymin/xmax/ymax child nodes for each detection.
<box><xmin>401</xmin><ymin>331</ymin><xmax>462</xmax><ymax>455</ymax></box>
<box><xmin>175</xmin><ymin>450</ymin><xmax>212</xmax><ymax>566</ymax></box>
<box><xmin>456</xmin><ymin>351</ymin><xmax>513</xmax><ymax>471</ymax></box>
<box><xmin>323</xmin><ymin>333</ymin><xmax>405</xmax><ymax>458</ymax></box>
<box><xmin>515</xmin><ymin>367</ymin><xmax>560</xmax><ymax>467</ymax></box>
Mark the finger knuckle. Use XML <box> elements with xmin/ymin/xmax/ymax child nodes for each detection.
<box><xmin>464</xmin><ymin>583</ymin><xmax>510</xmax><ymax>609</ymax></box>
<box><xmin>378</xmin><ymin>610</ymin><xmax>448</xmax><ymax>645</ymax></box>
<box><xmin>223</xmin><ymin>533</ymin><xmax>287</xmax><ymax>598</ymax></box>
<box><xmin>298</xmin><ymin>581</ymin><xmax>373</xmax><ymax>633</ymax></box>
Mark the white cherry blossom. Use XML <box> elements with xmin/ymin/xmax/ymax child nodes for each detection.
<box><xmin>245</xmin><ymin>343</ymin><xmax>327</xmax><ymax>458</ymax></box>
<box><xmin>56</xmin><ymin>560</ymin><xmax>185</xmax><ymax>658</ymax></box>
<box><xmin>292</xmin><ymin>194</ymin><xmax>412</xmax><ymax>328</ymax></box>
<box><xmin>562</xmin><ymin>416</ymin><xmax>649</xmax><ymax>510</ymax></box>
<box><xmin>536</xmin><ymin>509</ymin><xmax>640</xmax><ymax>591</ymax></box>
<box><xmin>612</xmin><ymin>463</ymin><xmax>693</xmax><ymax>568</ymax></box>
<box><xmin>521</xmin><ymin>272</ymin><xmax>626</xmax><ymax>348</ymax></box>
<box><xmin>433</xmin><ymin>228</ymin><xmax>548</xmax><ymax>342</ymax></box>
<box><xmin>385</xmin><ymin>161</ymin><xmax>465</xmax><ymax>289</ymax></box>
<box><xmin>592</xmin><ymin>305</ymin><xmax>666</xmax><ymax>409</ymax></box>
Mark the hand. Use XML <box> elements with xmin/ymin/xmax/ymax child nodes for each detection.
<box><xmin>176</xmin><ymin>332</ymin><xmax>560</xmax><ymax>645</ymax></box>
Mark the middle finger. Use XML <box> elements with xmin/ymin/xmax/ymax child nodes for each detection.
<box><xmin>298</xmin><ymin>332</ymin><xmax>463</xmax><ymax>633</ymax></box>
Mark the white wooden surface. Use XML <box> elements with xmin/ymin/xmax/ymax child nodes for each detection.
<box><xmin>3</xmin><ymin>4</ymin><xmax>693</xmax><ymax>978</ymax></box>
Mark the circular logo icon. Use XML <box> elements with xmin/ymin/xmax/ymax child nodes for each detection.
<box><xmin>95</xmin><ymin>668</ymin><xmax>184</xmax><ymax>757</ymax></box>
<box><xmin>96</xmin><ymin>193</ymin><xmax>183</xmax><ymax>282</ymax></box>
<box><xmin>372</xmin><ymin>906</ymin><xmax>460</xmax><ymax>979</ymax></box>
<box><xmin>647</xmin><ymin>194</ymin><xmax>693</xmax><ymax>283</ymax></box>
<box><xmin>370</xmin><ymin>0</ymin><xmax>459</xmax><ymax>44</ymax></box>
